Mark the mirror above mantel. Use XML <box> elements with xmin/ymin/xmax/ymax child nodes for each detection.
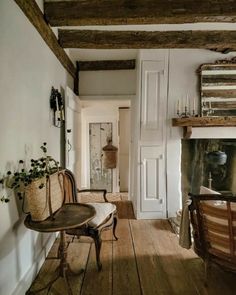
<box><xmin>199</xmin><ymin>57</ymin><xmax>236</xmax><ymax>117</ymax></box>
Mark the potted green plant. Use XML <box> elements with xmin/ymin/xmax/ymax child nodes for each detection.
<box><xmin>0</xmin><ymin>143</ymin><xmax>64</xmax><ymax>221</ymax></box>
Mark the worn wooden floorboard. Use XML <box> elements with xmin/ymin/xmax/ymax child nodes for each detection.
<box><xmin>28</xmin><ymin>219</ymin><xmax>236</xmax><ymax>295</ymax></box>
<box><xmin>130</xmin><ymin>219</ymin><xmax>174</xmax><ymax>295</ymax></box>
<box><xmin>150</xmin><ymin>220</ymin><xmax>199</xmax><ymax>295</ymax></box>
<box><xmin>81</xmin><ymin>229</ymin><xmax>113</xmax><ymax>295</ymax></box>
<box><xmin>113</xmin><ymin>219</ymin><xmax>141</xmax><ymax>295</ymax></box>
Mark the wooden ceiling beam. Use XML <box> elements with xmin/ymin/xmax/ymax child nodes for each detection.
<box><xmin>58</xmin><ymin>29</ymin><xmax>236</xmax><ymax>50</ymax></box>
<box><xmin>14</xmin><ymin>0</ymin><xmax>77</xmax><ymax>80</ymax></box>
<box><xmin>44</xmin><ymin>0</ymin><xmax>236</xmax><ymax>26</ymax></box>
<box><xmin>77</xmin><ymin>60</ymin><xmax>136</xmax><ymax>71</ymax></box>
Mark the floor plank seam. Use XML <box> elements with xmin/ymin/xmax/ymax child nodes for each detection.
<box><xmin>79</xmin><ymin>238</ymin><xmax>92</xmax><ymax>295</ymax></box>
<box><xmin>161</xmin><ymin>220</ymin><xmax>203</xmax><ymax>295</ymax></box>
<box><xmin>128</xmin><ymin>220</ymin><xmax>144</xmax><ymax>295</ymax></box>
<box><xmin>111</xmin><ymin>228</ymin><xmax>114</xmax><ymax>295</ymax></box>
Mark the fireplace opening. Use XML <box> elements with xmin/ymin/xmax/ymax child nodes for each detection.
<box><xmin>169</xmin><ymin>138</ymin><xmax>236</xmax><ymax>235</ymax></box>
<box><xmin>181</xmin><ymin>139</ymin><xmax>236</xmax><ymax>202</ymax></box>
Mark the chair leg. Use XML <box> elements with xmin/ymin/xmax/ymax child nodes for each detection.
<box><xmin>113</xmin><ymin>216</ymin><xmax>118</xmax><ymax>241</ymax></box>
<box><xmin>92</xmin><ymin>231</ymin><xmax>102</xmax><ymax>271</ymax></box>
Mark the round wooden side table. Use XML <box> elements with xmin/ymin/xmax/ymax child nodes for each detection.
<box><xmin>25</xmin><ymin>203</ymin><xmax>96</xmax><ymax>295</ymax></box>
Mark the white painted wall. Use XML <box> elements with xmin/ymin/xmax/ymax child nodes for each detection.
<box><xmin>80</xmin><ymin>100</ymin><xmax>130</xmax><ymax>192</ymax></box>
<box><xmin>0</xmin><ymin>1</ymin><xmax>73</xmax><ymax>294</ymax></box>
<box><xmin>69</xmin><ymin>49</ymin><xmax>137</xmax><ymax>96</ymax></box>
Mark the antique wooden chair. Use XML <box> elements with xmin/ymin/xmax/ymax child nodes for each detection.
<box><xmin>188</xmin><ymin>192</ymin><xmax>236</xmax><ymax>283</ymax></box>
<box><xmin>63</xmin><ymin>169</ymin><xmax>118</xmax><ymax>271</ymax></box>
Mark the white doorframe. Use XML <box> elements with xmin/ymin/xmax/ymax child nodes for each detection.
<box><xmin>65</xmin><ymin>86</ymin><xmax>81</xmax><ymax>185</ymax></box>
<box><xmin>81</xmin><ymin>115</ymin><xmax>119</xmax><ymax>192</ymax></box>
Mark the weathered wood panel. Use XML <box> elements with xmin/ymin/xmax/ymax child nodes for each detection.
<box><xmin>89</xmin><ymin>123</ymin><xmax>112</xmax><ymax>192</ymax></box>
<box><xmin>14</xmin><ymin>0</ymin><xmax>77</xmax><ymax>79</ymax></box>
<box><xmin>58</xmin><ymin>30</ymin><xmax>236</xmax><ymax>49</ymax></box>
<box><xmin>202</xmin><ymin>90</ymin><xmax>236</xmax><ymax>98</ymax></box>
<box><xmin>200</xmin><ymin>61</ymin><xmax>236</xmax><ymax>116</ymax></box>
<box><xmin>44</xmin><ymin>0</ymin><xmax>236</xmax><ymax>26</ymax></box>
<box><xmin>202</xmin><ymin>65</ymin><xmax>236</xmax><ymax>71</ymax></box>
<box><xmin>211</xmin><ymin>101</ymin><xmax>236</xmax><ymax>109</ymax></box>
<box><xmin>202</xmin><ymin>76</ymin><xmax>236</xmax><ymax>86</ymax></box>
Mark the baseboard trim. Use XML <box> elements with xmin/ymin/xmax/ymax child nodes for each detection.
<box><xmin>12</xmin><ymin>233</ymin><xmax>56</xmax><ymax>295</ymax></box>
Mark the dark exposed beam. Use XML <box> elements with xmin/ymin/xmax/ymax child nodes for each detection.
<box><xmin>77</xmin><ymin>60</ymin><xmax>136</xmax><ymax>71</ymax></box>
<box><xmin>44</xmin><ymin>0</ymin><xmax>236</xmax><ymax>26</ymax></box>
<box><xmin>14</xmin><ymin>0</ymin><xmax>77</xmax><ymax>80</ymax></box>
<box><xmin>58</xmin><ymin>30</ymin><xmax>236</xmax><ymax>50</ymax></box>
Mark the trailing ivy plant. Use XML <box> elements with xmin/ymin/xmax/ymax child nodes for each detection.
<box><xmin>0</xmin><ymin>143</ymin><xmax>59</xmax><ymax>203</ymax></box>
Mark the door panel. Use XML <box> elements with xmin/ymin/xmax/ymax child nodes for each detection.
<box><xmin>141</xmin><ymin>60</ymin><xmax>167</xmax><ymax>143</ymax></box>
<box><xmin>89</xmin><ymin>122</ymin><xmax>112</xmax><ymax>192</ymax></box>
<box><xmin>140</xmin><ymin>146</ymin><xmax>166</xmax><ymax>213</ymax></box>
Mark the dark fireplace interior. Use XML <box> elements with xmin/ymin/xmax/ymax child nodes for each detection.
<box><xmin>181</xmin><ymin>139</ymin><xmax>236</xmax><ymax>204</ymax></box>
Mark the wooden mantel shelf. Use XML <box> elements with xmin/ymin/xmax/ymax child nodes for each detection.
<box><xmin>172</xmin><ymin>117</ymin><xmax>236</xmax><ymax>139</ymax></box>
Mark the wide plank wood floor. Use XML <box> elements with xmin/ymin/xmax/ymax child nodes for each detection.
<box><xmin>28</xmin><ymin>219</ymin><xmax>236</xmax><ymax>295</ymax></box>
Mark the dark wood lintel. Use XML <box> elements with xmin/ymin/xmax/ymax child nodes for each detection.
<box><xmin>77</xmin><ymin>60</ymin><xmax>136</xmax><ymax>71</ymax></box>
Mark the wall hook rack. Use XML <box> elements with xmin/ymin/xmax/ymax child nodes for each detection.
<box><xmin>50</xmin><ymin>87</ymin><xmax>65</xmax><ymax>128</ymax></box>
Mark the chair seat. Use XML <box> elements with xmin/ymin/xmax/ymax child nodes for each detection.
<box><xmin>87</xmin><ymin>202</ymin><xmax>116</xmax><ymax>227</ymax></box>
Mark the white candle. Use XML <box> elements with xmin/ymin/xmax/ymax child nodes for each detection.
<box><xmin>186</xmin><ymin>93</ymin><xmax>189</xmax><ymax>111</ymax></box>
<box><xmin>193</xmin><ymin>97</ymin><xmax>195</xmax><ymax>112</ymax></box>
<box><xmin>177</xmin><ymin>99</ymin><xmax>180</xmax><ymax>111</ymax></box>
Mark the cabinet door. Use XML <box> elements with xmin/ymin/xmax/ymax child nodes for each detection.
<box><xmin>140</xmin><ymin>146</ymin><xmax>166</xmax><ymax>213</ymax></box>
<box><xmin>141</xmin><ymin>61</ymin><xmax>167</xmax><ymax>143</ymax></box>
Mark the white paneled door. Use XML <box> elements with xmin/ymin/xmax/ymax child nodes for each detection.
<box><xmin>65</xmin><ymin>86</ymin><xmax>81</xmax><ymax>186</ymax></box>
<box><xmin>141</xmin><ymin>60</ymin><xmax>167</xmax><ymax>143</ymax></box>
<box><xmin>139</xmin><ymin>58</ymin><xmax>168</xmax><ymax>218</ymax></box>
<box><xmin>140</xmin><ymin>146</ymin><xmax>166</xmax><ymax>215</ymax></box>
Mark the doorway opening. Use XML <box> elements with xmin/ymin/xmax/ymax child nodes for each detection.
<box><xmin>89</xmin><ymin>122</ymin><xmax>113</xmax><ymax>192</ymax></box>
<box><xmin>81</xmin><ymin>100</ymin><xmax>131</xmax><ymax>198</ymax></box>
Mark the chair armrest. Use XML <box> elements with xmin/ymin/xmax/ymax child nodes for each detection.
<box><xmin>77</xmin><ymin>189</ymin><xmax>108</xmax><ymax>202</ymax></box>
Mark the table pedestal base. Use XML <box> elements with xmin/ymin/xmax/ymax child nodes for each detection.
<box><xmin>26</xmin><ymin>231</ymin><xmax>83</xmax><ymax>295</ymax></box>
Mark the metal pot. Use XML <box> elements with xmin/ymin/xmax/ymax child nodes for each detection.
<box><xmin>206</xmin><ymin>151</ymin><xmax>227</xmax><ymax>166</ymax></box>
